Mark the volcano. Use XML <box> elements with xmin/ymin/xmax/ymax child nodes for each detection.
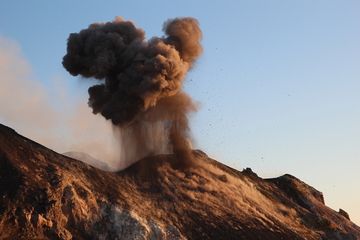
<box><xmin>0</xmin><ymin>123</ymin><xmax>359</xmax><ymax>240</ymax></box>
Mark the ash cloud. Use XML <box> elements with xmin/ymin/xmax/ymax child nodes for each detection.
<box><xmin>63</xmin><ymin>17</ymin><xmax>202</xmax><ymax>167</ymax></box>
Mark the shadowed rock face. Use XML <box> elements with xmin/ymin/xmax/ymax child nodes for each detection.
<box><xmin>0</xmin><ymin>123</ymin><xmax>359</xmax><ymax>240</ymax></box>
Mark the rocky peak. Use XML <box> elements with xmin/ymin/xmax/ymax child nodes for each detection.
<box><xmin>0</xmin><ymin>123</ymin><xmax>359</xmax><ymax>240</ymax></box>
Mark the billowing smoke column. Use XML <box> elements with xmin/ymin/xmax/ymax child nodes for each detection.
<box><xmin>62</xmin><ymin>17</ymin><xmax>202</xmax><ymax>169</ymax></box>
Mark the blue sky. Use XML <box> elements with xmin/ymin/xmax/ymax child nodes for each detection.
<box><xmin>1</xmin><ymin>0</ymin><xmax>359</xmax><ymax>224</ymax></box>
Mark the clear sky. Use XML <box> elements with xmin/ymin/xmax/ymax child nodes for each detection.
<box><xmin>1</xmin><ymin>0</ymin><xmax>359</xmax><ymax>224</ymax></box>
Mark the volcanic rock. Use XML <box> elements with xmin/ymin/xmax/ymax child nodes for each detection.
<box><xmin>0</xmin><ymin>123</ymin><xmax>359</xmax><ymax>240</ymax></box>
<box><xmin>339</xmin><ymin>209</ymin><xmax>351</xmax><ymax>221</ymax></box>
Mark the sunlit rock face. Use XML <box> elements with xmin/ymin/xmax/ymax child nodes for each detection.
<box><xmin>0</xmin><ymin>123</ymin><xmax>359</xmax><ymax>240</ymax></box>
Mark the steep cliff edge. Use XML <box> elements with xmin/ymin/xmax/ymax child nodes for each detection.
<box><xmin>0</xmin><ymin>123</ymin><xmax>359</xmax><ymax>240</ymax></box>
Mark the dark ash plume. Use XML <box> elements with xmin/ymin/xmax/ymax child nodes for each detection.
<box><xmin>63</xmin><ymin>17</ymin><xmax>202</xmax><ymax>168</ymax></box>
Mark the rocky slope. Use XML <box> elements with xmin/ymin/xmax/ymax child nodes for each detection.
<box><xmin>0</xmin><ymin>123</ymin><xmax>359</xmax><ymax>240</ymax></box>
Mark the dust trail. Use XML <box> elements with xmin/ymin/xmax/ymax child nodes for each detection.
<box><xmin>0</xmin><ymin>36</ymin><xmax>119</xmax><ymax>170</ymax></box>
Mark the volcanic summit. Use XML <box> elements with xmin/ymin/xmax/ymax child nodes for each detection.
<box><xmin>0</xmin><ymin>123</ymin><xmax>359</xmax><ymax>239</ymax></box>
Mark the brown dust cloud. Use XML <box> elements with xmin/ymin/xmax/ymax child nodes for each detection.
<box><xmin>62</xmin><ymin>17</ymin><xmax>203</xmax><ymax>169</ymax></box>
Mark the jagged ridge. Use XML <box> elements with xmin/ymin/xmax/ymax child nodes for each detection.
<box><xmin>0</xmin><ymin>123</ymin><xmax>359</xmax><ymax>240</ymax></box>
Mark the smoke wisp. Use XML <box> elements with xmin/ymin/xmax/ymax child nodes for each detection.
<box><xmin>0</xmin><ymin>36</ymin><xmax>125</xmax><ymax>170</ymax></box>
<box><xmin>63</xmin><ymin>17</ymin><xmax>202</xmax><ymax>168</ymax></box>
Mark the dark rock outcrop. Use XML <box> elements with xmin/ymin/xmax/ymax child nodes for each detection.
<box><xmin>339</xmin><ymin>209</ymin><xmax>351</xmax><ymax>220</ymax></box>
<box><xmin>0</xmin><ymin>123</ymin><xmax>359</xmax><ymax>240</ymax></box>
